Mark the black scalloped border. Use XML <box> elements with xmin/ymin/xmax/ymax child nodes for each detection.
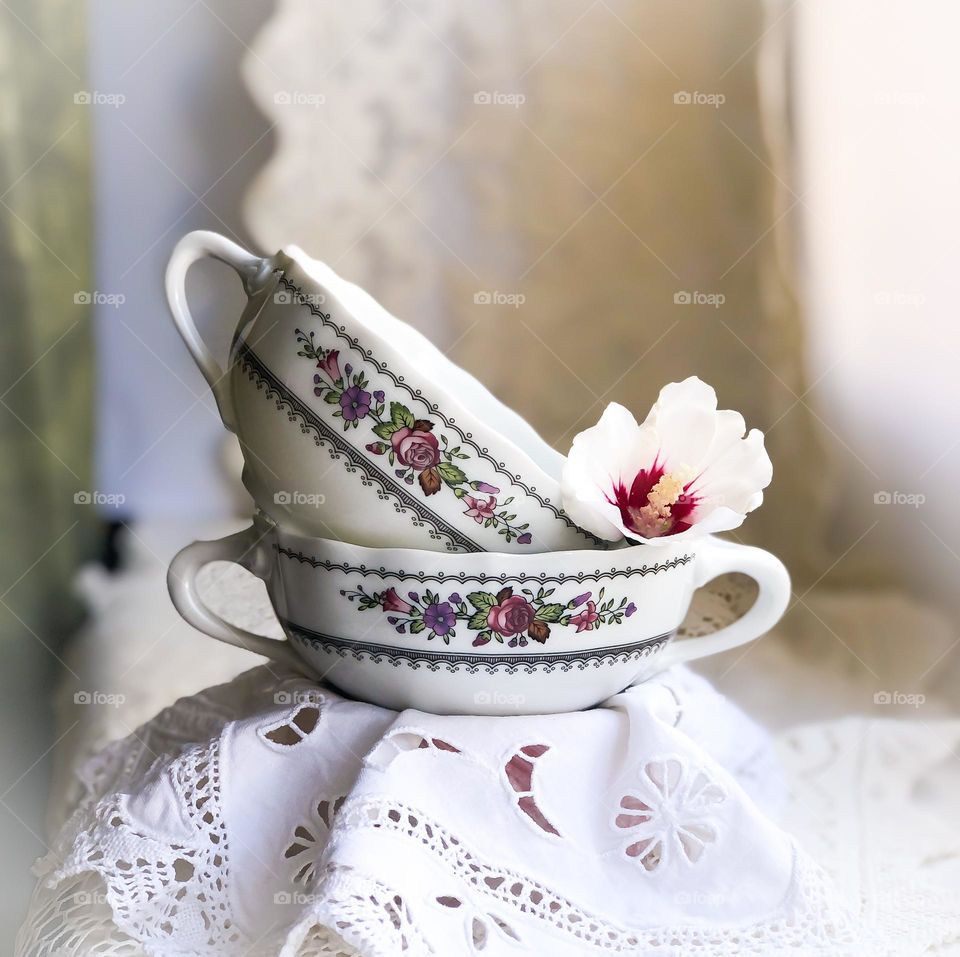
<box><xmin>285</xmin><ymin>620</ymin><xmax>672</xmax><ymax>674</ymax></box>
<box><xmin>277</xmin><ymin>272</ymin><xmax>608</xmax><ymax>549</ymax></box>
<box><xmin>275</xmin><ymin>543</ymin><xmax>692</xmax><ymax>582</ymax></box>
<box><xmin>237</xmin><ymin>342</ymin><xmax>482</xmax><ymax>553</ymax></box>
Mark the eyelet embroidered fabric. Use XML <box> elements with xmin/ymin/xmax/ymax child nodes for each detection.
<box><xmin>23</xmin><ymin>661</ymin><xmax>942</xmax><ymax>957</ymax></box>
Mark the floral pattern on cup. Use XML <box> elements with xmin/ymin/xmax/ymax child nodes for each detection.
<box><xmin>342</xmin><ymin>583</ymin><xmax>638</xmax><ymax>647</ymax></box>
<box><xmin>296</xmin><ymin>328</ymin><xmax>534</xmax><ymax>545</ymax></box>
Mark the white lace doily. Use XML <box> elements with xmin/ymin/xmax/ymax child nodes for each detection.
<box><xmin>19</xmin><ymin>664</ymin><xmax>890</xmax><ymax>957</ymax></box>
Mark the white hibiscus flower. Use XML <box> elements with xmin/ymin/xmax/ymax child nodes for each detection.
<box><xmin>561</xmin><ymin>377</ymin><xmax>772</xmax><ymax>544</ymax></box>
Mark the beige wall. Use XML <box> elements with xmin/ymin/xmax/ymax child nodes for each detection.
<box><xmin>798</xmin><ymin>0</ymin><xmax>960</xmax><ymax>617</ymax></box>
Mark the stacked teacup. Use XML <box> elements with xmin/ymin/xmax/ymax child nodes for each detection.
<box><xmin>166</xmin><ymin>231</ymin><xmax>789</xmax><ymax>715</ymax></box>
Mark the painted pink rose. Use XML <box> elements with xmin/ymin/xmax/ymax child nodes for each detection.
<box><xmin>391</xmin><ymin>427</ymin><xmax>441</xmax><ymax>471</ymax></box>
<box><xmin>463</xmin><ymin>494</ymin><xmax>497</xmax><ymax>524</ymax></box>
<box><xmin>487</xmin><ymin>594</ymin><xmax>536</xmax><ymax>637</ymax></box>
<box><xmin>382</xmin><ymin>587</ymin><xmax>413</xmax><ymax>615</ymax></box>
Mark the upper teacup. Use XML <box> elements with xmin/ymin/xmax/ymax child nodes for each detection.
<box><xmin>166</xmin><ymin>230</ymin><xmax>606</xmax><ymax>554</ymax></box>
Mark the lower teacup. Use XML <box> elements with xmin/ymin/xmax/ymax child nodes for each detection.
<box><xmin>168</xmin><ymin>514</ymin><xmax>790</xmax><ymax>715</ymax></box>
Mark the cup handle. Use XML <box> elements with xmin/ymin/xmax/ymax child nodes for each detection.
<box><xmin>652</xmin><ymin>537</ymin><xmax>791</xmax><ymax>672</ymax></box>
<box><xmin>167</xmin><ymin>525</ymin><xmax>304</xmax><ymax>671</ymax></box>
<box><xmin>165</xmin><ymin>230</ymin><xmax>268</xmax><ymax>431</ymax></box>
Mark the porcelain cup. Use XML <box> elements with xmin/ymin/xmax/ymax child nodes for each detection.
<box><xmin>168</xmin><ymin>514</ymin><xmax>790</xmax><ymax>715</ymax></box>
<box><xmin>166</xmin><ymin>230</ymin><xmax>605</xmax><ymax>554</ymax></box>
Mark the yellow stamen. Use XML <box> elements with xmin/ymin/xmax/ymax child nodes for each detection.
<box><xmin>647</xmin><ymin>471</ymin><xmax>688</xmax><ymax>511</ymax></box>
<box><xmin>629</xmin><ymin>468</ymin><xmax>693</xmax><ymax>538</ymax></box>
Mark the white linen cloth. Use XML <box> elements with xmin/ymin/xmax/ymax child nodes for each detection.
<box><xmin>20</xmin><ymin>664</ymin><xmax>874</xmax><ymax>957</ymax></box>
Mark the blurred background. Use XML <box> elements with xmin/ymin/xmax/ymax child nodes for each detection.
<box><xmin>2</xmin><ymin>0</ymin><xmax>959</xmax><ymax>943</ymax></box>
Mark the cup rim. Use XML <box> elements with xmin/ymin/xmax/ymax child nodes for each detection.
<box><xmin>255</xmin><ymin>511</ymin><xmax>701</xmax><ymax>576</ymax></box>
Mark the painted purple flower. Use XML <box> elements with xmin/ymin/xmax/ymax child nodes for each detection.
<box><xmin>373</xmin><ymin>390</ymin><xmax>385</xmax><ymax>403</ymax></box>
<box><xmin>340</xmin><ymin>385</ymin><xmax>371</xmax><ymax>421</ymax></box>
<box><xmin>473</xmin><ymin>481</ymin><xmax>500</xmax><ymax>495</ymax></box>
<box><xmin>448</xmin><ymin>592</ymin><xmax>463</xmax><ymax>606</ymax></box>
<box><xmin>316</xmin><ymin>350</ymin><xmax>341</xmax><ymax>383</ymax></box>
<box><xmin>517</xmin><ymin>533</ymin><xmax>532</xmax><ymax>545</ymax></box>
<box><xmin>571</xmin><ymin>592</ymin><xmax>592</xmax><ymax>607</ymax></box>
<box><xmin>423</xmin><ymin>602</ymin><xmax>456</xmax><ymax>637</ymax></box>
<box><xmin>625</xmin><ymin>602</ymin><xmax>637</xmax><ymax>617</ymax></box>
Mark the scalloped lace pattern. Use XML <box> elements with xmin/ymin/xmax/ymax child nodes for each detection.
<box><xmin>327</xmin><ymin>797</ymin><xmax>864</xmax><ymax>954</ymax></box>
<box><xmin>21</xmin><ymin>783</ymin><xmax>866</xmax><ymax>957</ymax></box>
<box><xmin>61</xmin><ymin>741</ymin><xmax>239</xmax><ymax>954</ymax></box>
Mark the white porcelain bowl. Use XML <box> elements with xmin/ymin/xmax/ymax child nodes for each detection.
<box><xmin>166</xmin><ymin>230</ymin><xmax>605</xmax><ymax>554</ymax></box>
<box><xmin>168</xmin><ymin>514</ymin><xmax>790</xmax><ymax>715</ymax></box>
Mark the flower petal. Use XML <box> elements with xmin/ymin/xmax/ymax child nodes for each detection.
<box><xmin>643</xmin><ymin>377</ymin><xmax>721</xmax><ymax>470</ymax></box>
<box><xmin>561</xmin><ymin>403</ymin><xmax>663</xmax><ymax>541</ymax></box>
<box><xmin>686</xmin><ymin>428</ymin><xmax>772</xmax><ymax>516</ymax></box>
<box><xmin>644</xmin><ymin>376</ymin><xmax>718</xmax><ymax>426</ymax></box>
<box><xmin>558</xmin><ymin>490</ymin><xmax>627</xmax><ymax>542</ymax></box>
<box><xmin>569</xmin><ymin>403</ymin><xmax>657</xmax><ymax>485</ymax></box>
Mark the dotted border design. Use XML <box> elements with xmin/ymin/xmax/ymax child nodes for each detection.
<box><xmin>285</xmin><ymin>621</ymin><xmax>672</xmax><ymax>674</ymax></box>
<box><xmin>274</xmin><ymin>543</ymin><xmax>692</xmax><ymax>582</ymax></box>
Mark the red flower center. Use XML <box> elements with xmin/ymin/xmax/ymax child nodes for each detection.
<box><xmin>606</xmin><ymin>457</ymin><xmax>700</xmax><ymax>538</ymax></box>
